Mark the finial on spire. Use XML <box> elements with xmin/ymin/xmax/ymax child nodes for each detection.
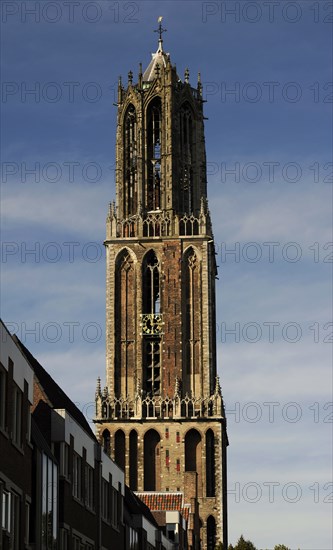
<box><xmin>174</xmin><ymin>376</ymin><xmax>181</xmax><ymax>397</ymax></box>
<box><xmin>214</xmin><ymin>375</ymin><xmax>222</xmax><ymax>397</ymax></box>
<box><xmin>184</xmin><ymin>67</ymin><xmax>190</xmax><ymax>84</ymax></box>
<box><xmin>138</xmin><ymin>62</ymin><xmax>143</xmax><ymax>88</ymax></box>
<box><xmin>154</xmin><ymin>16</ymin><xmax>167</xmax><ymax>46</ymax></box>
<box><xmin>118</xmin><ymin>75</ymin><xmax>123</xmax><ymax>104</ymax></box>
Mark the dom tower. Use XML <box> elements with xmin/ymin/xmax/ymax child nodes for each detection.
<box><xmin>95</xmin><ymin>21</ymin><xmax>228</xmax><ymax>550</ymax></box>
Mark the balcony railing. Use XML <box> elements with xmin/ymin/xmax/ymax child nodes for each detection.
<box><xmin>95</xmin><ymin>393</ymin><xmax>224</xmax><ymax>421</ymax></box>
<box><xmin>106</xmin><ymin>207</ymin><xmax>213</xmax><ymax>240</ymax></box>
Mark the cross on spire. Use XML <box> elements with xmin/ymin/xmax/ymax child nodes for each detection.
<box><xmin>154</xmin><ymin>16</ymin><xmax>167</xmax><ymax>41</ymax></box>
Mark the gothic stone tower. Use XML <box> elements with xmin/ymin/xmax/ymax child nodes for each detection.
<box><xmin>95</xmin><ymin>25</ymin><xmax>228</xmax><ymax>550</ymax></box>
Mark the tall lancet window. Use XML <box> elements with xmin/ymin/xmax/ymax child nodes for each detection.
<box><xmin>179</xmin><ymin>103</ymin><xmax>195</xmax><ymax>213</ymax></box>
<box><xmin>143</xmin><ymin>251</ymin><xmax>160</xmax><ymax>315</ymax></box>
<box><xmin>124</xmin><ymin>104</ymin><xmax>137</xmax><ymax>216</ymax></box>
<box><xmin>147</xmin><ymin>97</ymin><xmax>162</xmax><ymax>211</ymax></box>
<box><xmin>142</xmin><ymin>251</ymin><xmax>161</xmax><ymax>395</ymax></box>
<box><xmin>115</xmin><ymin>250</ymin><xmax>135</xmax><ymax>398</ymax></box>
<box><xmin>183</xmin><ymin>248</ymin><xmax>201</xmax><ymax>396</ymax></box>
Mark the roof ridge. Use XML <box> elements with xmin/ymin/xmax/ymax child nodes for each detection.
<box><xmin>13</xmin><ymin>336</ymin><xmax>95</xmax><ymax>440</ymax></box>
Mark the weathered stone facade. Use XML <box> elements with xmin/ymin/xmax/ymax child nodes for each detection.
<box><xmin>95</xmin><ymin>29</ymin><xmax>228</xmax><ymax>550</ymax></box>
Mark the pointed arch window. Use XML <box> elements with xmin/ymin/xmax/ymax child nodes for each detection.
<box><xmin>141</xmin><ymin>251</ymin><xmax>162</xmax><ymax>395</ymax></box>
<box><xmin>147</xmin><ymin>97</ymin><xmax>162</xmax><ymax>211</ymax></box>
<box><xmin>102</xmin><ymin>429</ymin><xmax>110</xmax><ymax>456</ymax></box>
<box><xmin>129</xmin><ymin>430</ymin><xmax>138</xmax><ymax>490</ymax></box>
<box><xmin>144</xmin><ymin>429</ymin><xmax>161</xmax><ymax>490</ymax></box>
<box><xmin>115</xmin><ymin>250</ymin><xmax>135</xmax><ymax>398</ymax></box>
<box><xmin>182</xmin><ymin>248</ymin><xmax>201</xmax><ymax>396</ymax></box>
<box><xmin>207</xmin><ymin>516</ymin><xmax>216</xmax><ymax>550</ymax></box>
<box><xmin>179</xmin><ymin>104</ymin><xmax>195</xmax><ymax>213</ymax></box>
<box><xmin>185</xmin><ymin>428</ymin><xmax>202</xmax><ymax>497</ymax></box>
<box><xmin>114</xmin><ymin>429</ymin><xmax>125</xmax><ymax>471</ymax></box>
<box><xmin>124</xmin><ymin>104</ymin><xmax>137</xmax><ymax>216</ymax></box>
<box><xmin>185</xmin><ymin>429</ymin><xmax>201</xmax><ymax>472</ymax></box>
<box><xmin>141</xmin><ymin>250</ymin><xmax>162</xmax><ymax>336</ymax></box>
<box><xmin>206</xmin><ymin>429</ymin><xmax>215</xmax><ymax>497</ymax></box>
<box><xmin>143</xmin><ymin>251</ymin><xmax>160</xmax><ymax>315</ymax></box>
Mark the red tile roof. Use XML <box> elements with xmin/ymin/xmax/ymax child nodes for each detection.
<box><xmin>135</xmin><ymin>492</ymin><xmax>191</xmax><ymax>521</ymax></box>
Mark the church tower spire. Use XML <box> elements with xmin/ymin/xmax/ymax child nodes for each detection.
<box><xmin>95</xmin><ymin>21</ymin><xmax>228</xmax><ymax>550</ymax></box>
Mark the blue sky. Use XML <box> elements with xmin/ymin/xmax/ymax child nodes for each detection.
<box><xmin>1</xmin><ymin>1</ymin><xmax>332</xmax><ymax>548</ymax></box>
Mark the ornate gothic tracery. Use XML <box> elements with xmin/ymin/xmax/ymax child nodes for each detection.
<box><xmin>147</xmin><ymin>97</ymin><xmax>162</xmax><ymax>211</ymax></box>
<box><xmin>142</xmin><ymin>251</ymin><xmax>161</xmax><ymax>395</ymax></box>
<box><xmin>179</xmin><ymin>103</ymin><xmax>195</xmax><ymax>213</ymax></box>
<box><xmin>124</xmin><ymin>104</ymin><xmax>137</xmax><ymax>216</ymax></box>
<box><xmin>115</xmin><ymin>250</ymin><xmax>135</xmax><ymax>398</ymax></box>
<box><xmin>183</xmin><ymin>248</ymin><xmax>201</xmax><ymax>396</ymax></box>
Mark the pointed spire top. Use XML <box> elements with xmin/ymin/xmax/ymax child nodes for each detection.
<box><xmin>136</xmin><ymin>377</ymin><xmax>142</xmax><ymax>396</ymax></box>
<box><xmin>214</xmin><ymin>375</ymin><xmax>222</xmax><ymax>397</ymax></box>
<box><xmin>143</xmin><ymin>17</ymin><xmax>173</xmax><ymax>82</ymax></box>
<box><xmin>197</xmin><ymin>72</ymin><xmax>203</xmax><ymax>96</ymax></box>
<box><xmin>174</xmin><ymin>376</ymin><xmax>181</xmax><ymax>397</ymax></box>
<box><xmin>109</xmin><ymin>200</ymin><xmax>116</xmax><ymax>218</ymax></box>
<box><xmin>154</xmin><ymin>16</ymin><xmax>167</xmax><ymax>50</ymax></box>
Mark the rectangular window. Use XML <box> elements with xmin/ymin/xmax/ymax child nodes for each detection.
<box><xmin>53</xmin><ymin>462</ymin><xmax>57</xmax><ymax>542</ymax></box>
<box><xmin>2</xmin><ymin>490</ymin><xmax>11</xmax><ymax>532</ymax></box>
<box><xmin>0</xmin><ymin>367</ymin><xmax>7</xmax><ymax>430</ymax></box>
<box><xmin>26</xmin><ymin>410</ymin><xmax>31</xmax><ymax>443</ymax></box>
<box><xmin>12</xmin><ymin>385</ymin><xmax>22</xmax><ymax>446</ymax></box>
<box><xmin>84</xmin><ymin>464</ymin><xmax>94</xmax><ymax>510</ymax></box>
<box><xmin>42</xmin><ymin>454</ymin><xmax>47</xmax><ymax>542</ymax></box>
<box><xmin>101</xmin><ymin>479</ymin><xmax>110</xmax><ymax>522</ymax></box>
<box><xmin>11</xmin><ymin>492</ymin><xmax>20</xmax><ymax>550</ymax></box>
<box><xmin>60</xmin><ymin>443</ymin><xmax>70</xmax><ymax>478</ymax></box>
<box><xmin>60</xmin><ymin>528</ymin><xmax>68</xmax><ymax>550</ymax></box>
<box><xmin>111</xmin><ymin>486</ymin><xmax>118</xmax><ymax>528</ymax></box>
<box><xmin>72</xmin><ymin>453</ymin><xmax>82</xmax><ymax>500</ymax></box>
<box><xmin>129</xmin><ymin>527</ymin><xmax>139</xmax><ymax>550</ymax></box>
<box><xmin>118</xmin><ymin>482</ymin><xmax>123</xmax><ymax>524</ymax></box>
<box><xmin>25</xmin><ymin>502</ymin><xmax>30</xmax><ymax>543</ymax></box>
<box><xmin>42</xmin><ymin>453</ymin><xmax>58</xmax><ymax>549</ymax></box>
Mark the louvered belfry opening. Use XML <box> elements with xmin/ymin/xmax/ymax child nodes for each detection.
<box><xmin>142</xmin><ymin>251</ymin><xmax>161</xmax><ymax>396</ymax></box>
<box><xmin>147</xmin><ymin>97</ymin><xmax>162</xmax><ymax>211</ymax></box>
<box><xmin>123</xmin><ymin>104</ymin><xmax>137</xmax><ymax>217</ymax></box>
<box><xmin>115</xmin><ymin>250</ymin><xmax>135</xmax><ymax>398</ymax></box>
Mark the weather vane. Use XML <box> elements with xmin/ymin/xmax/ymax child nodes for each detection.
<box><xmin>154</xmin><ymin>16</ymin><xmax>167</xmax><ymax>41</ymax></box>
